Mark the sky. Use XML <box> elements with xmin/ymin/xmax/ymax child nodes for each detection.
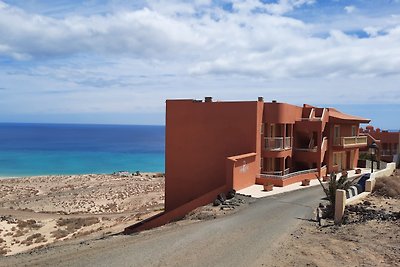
<box><xmin>0</xmin><ymin>0</ymin><xmax>399</xmax><ymax>129</ymax></box>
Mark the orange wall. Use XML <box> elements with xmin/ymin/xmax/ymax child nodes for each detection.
<box><xmin>263</xmin><ymin>102</ymin><xmax>303</xmax><ymax>123</ymax></box>
<box><xmin>227</xmin><ymin>153</ymin><xmax>258</xmax><ymax>190</ymax></box>
<box><xmin>165</xmin><ymin>100</ymin><xmax>263</xmax><ymax>211</ymax></box>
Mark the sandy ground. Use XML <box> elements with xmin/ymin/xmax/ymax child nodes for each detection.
<box><xmin>269</xmin><ymin>174</ymin><xmax>400</xmax><ymax>267</ymax></box>
<box><xmin>0</xmin><ymin>172</ymin><xmax>164</xmax><ymax>256</ymax></box>
<box><xmin>1</xmin><ymin>170</ymin><xmax>399</xmax><ymax>266</ymax></box>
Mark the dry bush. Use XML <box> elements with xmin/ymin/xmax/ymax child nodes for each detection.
<box><xmin>21</xmin><ymin>233</ymin><xmax>44</xmax><ymax>246</ymax></box>
<box><xmin>12</xmin><ymin>229</ymin><xmax>27</xmax><ymax>238</ymax></box>
<box><xmin>0</xmin><ymin>246</ymin><xmax>9</xmax><ymax>256</ymax></box>
<box><xmin>0</xmin><ymin>238</ymin><xmax>5</xmax><ymax>243</ymax></box>
<box><xmin>20</xmin><ymin>233</ymin><xmax>47</xmax><ymax>244</ymax></box>
<box><xmin>51</xmin><ymin>229</ymin><xmax>70</xmax><ymax>239</ymax></box>
<box><xmin>373</xmin><ymin>176</ymin><xmax>400</xmax><ymax>198</ymax></box>
<box><xmin>56</xmin><ymin>217</ymin><xmax>99</xmax><ymax>232</ymax></box>
<box><xmin>17</xmin><ymin>219</ymin><xmax>42</xmax><ymax>230</ymax></box>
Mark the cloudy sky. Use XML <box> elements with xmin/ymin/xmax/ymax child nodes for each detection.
<box><xmin>0</xmin><ymin>0</ymin><xmax>399</xmax><ymax>128</ymax></box>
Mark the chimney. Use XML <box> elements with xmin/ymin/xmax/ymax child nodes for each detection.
<box><xmin>205</xmin><ymin>96</ymin><xmax>213</xmax><ymax>102</ymax></box>
<box><xmin>272</xmin><ymin>100</ymin><xmax>277</xmax><ymax>103</ymax></box>
<box><xmin>258</xmin><ymin>96</ymin><xmax>264</xmax><ymax>102</ymax></box>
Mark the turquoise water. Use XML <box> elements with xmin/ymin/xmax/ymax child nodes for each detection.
<box><xmin>0</xmin><ymin>123</ymin><xmax>165</xmax><ymax>177</ymax></box>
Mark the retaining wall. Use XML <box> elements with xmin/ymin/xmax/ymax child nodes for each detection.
<box><xmin>334</xmin><ymin>162</ymin><xmax>396</xmax><ymax>224</ymax></box>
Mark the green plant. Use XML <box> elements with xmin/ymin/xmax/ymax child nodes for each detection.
<box><xmin>316</xmin><ymin>172</ymin><xmax>358</xmax><ymax>217</ymax></box>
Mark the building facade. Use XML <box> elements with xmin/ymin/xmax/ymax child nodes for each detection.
<box><xmin>360</xmin><ymin>126</ymin><xmax>400</xmax><ymax>164</ymax></box>
<box><xmin>165</xmin><ymin>97</ymin><xmax>370</xmax><ymax>212</ymax></box>
<box><xmin>125</xmin><ymin>97</ymin><xmax>371</xmax><ymax>233</ymax></box>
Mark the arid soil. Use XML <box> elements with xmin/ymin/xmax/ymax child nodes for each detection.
<box><xmin>0</xmin><ymin>172</ymin><xmax>164</xmax><ymax>256</ymax></box>
<box><xmin>270</xmin><ymin>172</ymin><xmax>400</xmax><ymax>267</ymax></box>
<box><xmin>0</xmin><ymin>172</ymin><xmax>252</xmax><ymax>257</ymax></box>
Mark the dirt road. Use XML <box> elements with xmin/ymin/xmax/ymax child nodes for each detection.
<box><xmin>1</xmin><ymin>186</ymin><xmax>324</xmax><ymax>267</ymax></box>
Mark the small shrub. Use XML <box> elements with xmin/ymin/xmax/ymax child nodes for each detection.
<box><xmin>17</xmin><ymin>219</ymin><xmax>41</xmax><ymax>230</ymax></box>
<box><xmin>51</xmin><ymin>229</ymin><xmax>70</xmax><ymax>239</ymax></box>
<box><xmin>373</xmin><ymin>176</ymin><xmax>400</xmax><ymax>198</ymax></box>
<box><xmin>0</xmin><ymin>246</ymin><xmax>9</xmax><ymax>256</ymax></box>
<box><xmin>56</xmin><ymin>217</ymin><xmax>99</xmax><ymax>231</ymax></box>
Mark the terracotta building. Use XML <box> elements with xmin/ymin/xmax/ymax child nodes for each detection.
<box><xmin>164</xmin><ymin>98</ymin><xmax>371</xmax><ymax>210</ymax></box>
<box><xmin>360</xmin><ymin>126</ymin><xmax>400</xmax><ymax>164</ymax></box>
<box><xmin>125</xmin><ymin>97</ymin><xmax>370</xmax><ymax>233</ymax></box>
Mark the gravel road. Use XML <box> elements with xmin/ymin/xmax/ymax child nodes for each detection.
<box><xmin>1</xmin><ymin>186</ymin><xmax>324</xmax><ymax>267</ymax></box>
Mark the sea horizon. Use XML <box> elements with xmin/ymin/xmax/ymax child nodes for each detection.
<box><xmin>0</xmin><ymin>122</ymin><xmax>165</xmax><ymax>177</ymax></box>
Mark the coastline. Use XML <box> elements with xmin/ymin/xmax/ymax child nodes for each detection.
<box><xmin>0</xmin><ymin>172</ymin><xmax>165</xmax><ymax>256</ymax></box>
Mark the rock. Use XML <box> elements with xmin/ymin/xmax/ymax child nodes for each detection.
<box><xmin>226</xmin><ymin>189</ymin><xmax>236</xmax><ymax>199</ymax></box>
<box><xmin>363</xmin><ymin>200</ymin><xmax>371</xmax><ymax>206</ymax></box>
<box><xmin>217</xmin><ymin>193</ymin><xmax>226</xmax><ymax>204</ymax></box>
<box><xmin>213</xmin><ymin>198</ymin><xmax>222</xmax><ymax>206</ymax></box>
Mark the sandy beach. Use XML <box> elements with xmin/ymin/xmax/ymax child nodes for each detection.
<box><xmin>0</xmin><ymin>172</ymin><xmax>165</xmax><ymax>256</ymax></box>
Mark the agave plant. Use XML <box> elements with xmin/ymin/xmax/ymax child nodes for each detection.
<box><xmin>317</xmin><ymin>172</ymin><xmax>358</xmax><ymax>217</ymax></box>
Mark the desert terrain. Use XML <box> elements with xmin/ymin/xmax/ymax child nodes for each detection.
<box><xmin>1</xmin><ymin>170</ymin><xmax>399</xmax><ymax>267</ymax></box>
<box><xmin>0</xmin><ymin>172</ymin><xmax>165</xmax><ymax>256</ymax></box>
<box><xmin>270</xmin><ymin>171</ymin><xmax>400</xmax><ymax>267</ymax></box>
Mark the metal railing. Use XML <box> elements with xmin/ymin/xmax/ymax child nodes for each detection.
<box><xmin>265</xmin><ymin>137</ymin><xmax>291</xmax><ymax>151</ymax></box>
<box><xmin>381</xmin><ymin>150</ymin><xmax>398</xmax><ymax>156</ymax></box>
<box><xmin>263</xmin><ymin>168</ymin><xmax>290</xmax><ymax>176</ymax></box>
<box><xmin>259</xmin><ymin>167</ymin><xmax>322</xmax><ymax>180</ymax></box>
<box><xmin>295</xmin><ymin>147</ymin><xmax>317</xmax><ymax>152</ymax></box>
<box><xmin>284</xmin><ymin>137</ymin><xmax>291</xmax><ymax>149</ymax></box>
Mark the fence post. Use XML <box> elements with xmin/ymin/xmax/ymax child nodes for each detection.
<box><xmin>365</xmin><ymin>179</ymin><xmax>374</xmax><ymax>192</ymax></box>
<box><xmin>334</xmin><ymin>189</ymin><xmax>346</xmax><ymax>224</ymax></box>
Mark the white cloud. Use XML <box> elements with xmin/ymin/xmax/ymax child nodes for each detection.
<box><xmin>0</xmin><ymin>0</ymin><xmax>400</xmax><ymax>121</ymax></box>
<box><xmin>264</xmin><ymin>0</ymin><xmax>316</xmax><ymax>15</ymax></box>
<box><xmin>344</xmin><ymin>5</ymin><xmax>356</xmax><ymax>14</ymax></box>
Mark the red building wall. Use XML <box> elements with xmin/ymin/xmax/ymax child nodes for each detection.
<box><xmin>165</xmin><ymin>99</ymin><xmax>263</xmax><ymax>211</ymax></box>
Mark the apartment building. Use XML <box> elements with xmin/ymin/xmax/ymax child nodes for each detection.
<box><xmin>165</xmin><ymin>97</ymin><xmax>370</xmax><ymax>211</ymax></box>
<box><xmin>125</xmin><ymin>97</ymin><xmax>371</xmax><ymax>233</ymax></box>
<box><xmin>360</xmin><ymin>126</ymin><xmax>400</xmax><ymax>164</ymax></box>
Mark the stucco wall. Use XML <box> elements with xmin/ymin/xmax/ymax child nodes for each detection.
<box><xmin>165</xmin><ymin>99</ymin><xmax>263</xmax><ymax>211</ymax></box>
<box><xmin>227</xmin><ymin>153</ymin><xmax>258</xmax><ymax>190</ymax></box>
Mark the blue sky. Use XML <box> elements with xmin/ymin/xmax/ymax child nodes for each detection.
<box><xmin>0</xmin><ymin>0</ymin><xmax>400</xmax><ymax>129</ymax></box>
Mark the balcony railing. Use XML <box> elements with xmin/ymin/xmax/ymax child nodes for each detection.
<box><xmin>381</xmin><ymin>150</ymin><xmax>398</xmax><ymax>156</ymax></box>
<box><xmin>259</xmin><ymin>167</ymin><xmax>322</xmax><ymax>180</ymax></box>
<box><xmin>334</xmin><ymin>136</ymin><xmax>368</xmax><ymax>147</ymax></box>
<box><xmin>284</xmin><ymin>137</ymin><xmax>291</xmax><ymax>149</ymax></box>
<box><xmin>265</xmin><ymin>137</ymin><xmax>291</xmax><ymax>151</ymax></box>
<box><xmin>263</xmin><ymin>168</ymin><xmax>290</xmax><ymax>177</ymax></box>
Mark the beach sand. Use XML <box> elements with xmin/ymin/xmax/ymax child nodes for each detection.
<box><xmin>0</xmin><ymin>172</ymin><xmax>164</xmax><ymax>256</ymax></box>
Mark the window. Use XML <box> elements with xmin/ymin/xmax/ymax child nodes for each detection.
<box><xmin>351</xmin><ymin>125</ymin><xmax>357</xmax><ymax>136</ymax></box>
<box><xmin>270</xmin><ymin>124</ymin><xmax>275</xmax><ymax>137</ymax></box>
<box><xmin>334</xmin><ymin>125</ymin><xmax>340</xmax><ymax>145</ymax></box>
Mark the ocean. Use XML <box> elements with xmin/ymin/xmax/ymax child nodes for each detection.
<box><xmin>0</xmin><ymin>123</ymin><xmax>165</xmax><ymax>177</ymax></box>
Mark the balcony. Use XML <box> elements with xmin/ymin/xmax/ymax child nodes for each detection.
<box><xmin>262</xmin><ymin>168</ymin><xmax>290</xmax><ymax>177</ymax></box>
<box><xmin>334</xmin><ymin>136</ymin><xmax>368</xmax><ymax>148</ymax></box>
<box><xmin>381</xmin><ymin>150</ymin><xmax>398</xmax><ymax>156</ymax></box>
<box><xmin>265</xmin><ymin>137</ymin><xmax>292</xmax><ymax>151</ymax></box>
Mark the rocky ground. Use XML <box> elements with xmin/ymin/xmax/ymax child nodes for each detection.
<box><xmin>270</xmin><ymin>171</ymin><xmax>400</xmax><ymax>267</ymax></box>
<box><xmin>0</xmin><ymin>172</ymin><xmax>164</xmax><ymax>256</ymax></box>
